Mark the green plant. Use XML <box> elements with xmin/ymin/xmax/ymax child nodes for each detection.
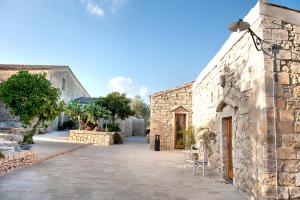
<box><xmin>65</xmin><ymin>101</ymin><xmax>111</xmax><ymax>130</ymax></box>
<box><xmin>96</xmin><ymin>92</ymin><xmax>134</xmax><ymax>126</ymax></box>
<box><xmin>0</xmin><ymin>71</ymin><xmax>63</xmax><ymax>144</ymax></box>
<box><xmin>107</xmin><ymin>124</ymin><xmax>121</xmax><ymax>132</ymax></box>
<box><xmin>0</xmin><ymin>152</ymin><xmax>5</xmax><ymax>159</ymax></box>
<box><xmin>63</xmin><ymin>120</ymin><xmax>77</xmax><ymax>130</ymax></box>
<box><xmin>145</xmin><ymin>129</ymin><xmax>150</xmax><ymax>135</ymax></box>
<box><xmin>130</xmin><ymin>95</ymin><xmax>150</xmax><ymax>127</ymax></box>
<box><xmin>113</xmin><ymin>133</ymin><xmax>123</xmax><ymax>144</ymax></box>
<box><xmin>197</xmin><ymin>127</ymin><xmax>216</xmax><ymax>156</ymax></box>
<box><xmin>178</xmin><ymin>126</ymin><xmax>196</xmax><ymax>149</ymax></box>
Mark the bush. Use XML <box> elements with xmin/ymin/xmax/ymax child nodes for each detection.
<box><xmin>113</xmin><ymin>133</ymin><xmax>123</xmax><ymax>144</ymax></box>
<box><xmin>145</xmin><ymin>129</ymin><xmax>150</xmax><ymax>135</ymax></box>
<box><xmin>22</xmin><ymin>133</ymin><xmax>34</xmax><ymax>144</ymax></box>
<box><xmin>0</xmin><ymin>152</ymin><xmax>4</xmax><ymax>159</ymax></box>
<box><xmin>63</xmin><ymin>120</ymin><xmax>77</xmax><ymax>130</ymax></box>
<box><xmin>107</xmin><ymin>124</ymin><xmax>121</xmax><ymax>132</ymax></box>
<box><xmin>65</xmin><ymin>101</ymin><xmax>110</xmax><ymax>130</ymax></box>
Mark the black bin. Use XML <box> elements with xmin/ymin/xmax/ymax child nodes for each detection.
<box><xmin>155</xmin><ymin>135</ymin><xmax>160</xmax><ymax>151</ymax></box>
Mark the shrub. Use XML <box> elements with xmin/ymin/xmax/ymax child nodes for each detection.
<box><xmin>63</xmin><ymin>120</ymin><xmax>77</xmax><ymax>130</ymax></box>
<box><xmin>65</xmin><ymin>101</ymin><xmax>110</xmax><ymax>130</ymax></box>
<box><xmin>113</xmin><ymin>133</ymin><xmax>123</xmax><ymax>144</ymax></box>
<box><xmin>107</xmin><ymin>124</ymin><xmax>121</xmax><ymax>132</ymax></box>
<box><xmin>145</xmin><ymin>129</ymin><xmax>150</xmax><ymax>135</ymax></box>
<box><xmin>0</xmin><ymin>152</ymin><xmax>4</xmax><ymax>159</ymax></box>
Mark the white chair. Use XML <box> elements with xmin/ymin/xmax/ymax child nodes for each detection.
<box><xmin>183</xmin><ymin>149</ymin><xmax>198</xmax><ymax>168</ymax></box>
<box><xmin>192</xmin><ymin>144</ymin><xmax>208</xmax><ymax>176</ymax></box>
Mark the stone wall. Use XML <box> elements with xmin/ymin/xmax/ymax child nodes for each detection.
<box><xmin>132</xmin><ymin>118</ymin><xmax>145</xmax><ymax>135</ymax></box>
<box><xmin>263</xmin><ymin>15</ymin><xmax>300</xmax><ymax>200</ymax></box>
<box><xmin>192</xmin><ymin>3</ymin><xmax>300</xmax><ymax>199</ymax></box>
<box><xmin>193</xmin><ymin>16</ymin><xmax>264</xmax><ymax>197</ymax></box>
<box><xmin>150</xmin><ymin>81</ymin><xmax>193</xmax><ymax>150</ymax></box>
<box><xmin>118</xmin><ymin>116</ymin><xmax>145</xmax><ymax>136</ymax></box>
<box><xmin>49</xmin><ymin>68</ymin><xmax>89</xmax><ymax>103</ymax></box>
<box><xmin>0</xmin><ymin>150</ymin><xmax>38</xmax><ymax>176</ymax></box>
<box><xmin>69</xmin><ymin>130</ymin><xmax>114</xmax><ymax>145</ymax></box>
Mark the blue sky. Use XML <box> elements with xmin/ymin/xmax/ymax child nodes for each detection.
<box><xmin>0</xmin><ymin>0</ymin><xmax>299</xmax><ymax>101</ymax></box>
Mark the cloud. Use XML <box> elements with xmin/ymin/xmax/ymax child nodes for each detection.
<box><xmin>107</xmin><ymin>76</ymin><xmax>149</xmax><ymax>98</ymax></box>
<box><xmin>111</xmin><ymin>0</ymin><xmax>128</xmax><ymax>14</ymax></box>
<box><xmin>81</xmin><ymin>0</ymin><xmax>105</xmax><ymax>17</ymax></box>
<box><xmin>139</xmin><ymin>86</ymin><xmax>148</xmax><ymax>97</ymax></box>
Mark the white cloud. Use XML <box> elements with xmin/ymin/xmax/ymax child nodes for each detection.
<box><xmin>81</xmin><ymin>0</ymin><xmax>105</xmax><ymax>17</ymax></box>
<box><xmin>139</xmin><ymin>86</ymin><xmax>148</xmax><ymax>97</ymax></box>
<box><xmin>111</xmin><ymin>0</ymin><xmax>128</xmax><ymax>14</ymax></box>
<box><xmin>107</xmin><ymin>76</ymin><xmax>149</xmax><ymax>98</ymax></box>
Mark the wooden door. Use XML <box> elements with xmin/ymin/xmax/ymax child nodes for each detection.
<box><xmin>225</xmin><ymin>117</ymin><xmax>234</xmax><ymax>180</ymax></box>
<box><xmin>174</xmin><ymin>113</ymin><xmax>186</xmax><ymax>149</ymax></box>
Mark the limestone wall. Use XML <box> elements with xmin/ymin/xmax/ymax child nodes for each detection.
<box><xmin>193</xmin><ymin>16</ymin><xmax>264</xmax><ymax>197</ymax></box>
<box><xmin>0</xmin><ymin>150</ymin><xmax>38</xmax><ymax>176</ymax></box>
<box><xmin>263</xmin><ymin>16</ymin><xmax>300</xmax><ymax>199</ymax></box>
<box><xmin>150</xmin><ymin>82</ymin><xmax>193</xmax><ymax>150</ymax></box>
<box><xmin>132</xmin><ymin>118</ymin><xmax>145</xmax><ymax>135</ymax></box>
<box><xmin>69</xmin><ymin>130</ymin><xmax>114</xmax><ymax>145</ymax></box>
<box><xmin>192</xmin><ymin>5</ymin><xmax>300</xmax><ymax>200</ymax></box>
<box><xmin>49</xmin><ymin>68</ymin><xmax>89</xmax><ymax>103</ymax></box>
<box><xmin>118</xmin><ymin>116</ymin><xmax>145</xmax><ymax>136</ymax></box>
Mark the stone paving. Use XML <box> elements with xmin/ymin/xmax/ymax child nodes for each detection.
<box><xmin>0</xmin><ymin>136</ymin><xmax>247</xmax><ymax>200</ymax></box>
<box><xmin>33</xmin><ymin>131</ymin><xmax>86</xmax><ymax>161</ymax></box>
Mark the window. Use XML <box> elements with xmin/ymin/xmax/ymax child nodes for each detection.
<box><xmin>211</xmin><ymin>92</ymin><xmax>214</xmax><ymax>103</ymax></box>
<box><xmin>62</xmin><ymin>78</ymin><xmax>66</xmax><ymax>91</ymax></box>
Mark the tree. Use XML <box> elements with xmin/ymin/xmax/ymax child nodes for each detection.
<box><xmin>0</xmin><ymin>71</ymin><xmax>63</xmax><ymax>143</ymax></box>
<box><xmin>96</xmin><ymin>92</ymin><xmax>134</xmax><ymax>125</ymax></box>
<box><xmin>65</xmin><ymin>101</ymin><xmax>111</xmax><ymax>130</ymax></box>
<box><xmin>130</xmin><ymin>95</ymin><xmax>150</xmax><ymax>126</ymax></box>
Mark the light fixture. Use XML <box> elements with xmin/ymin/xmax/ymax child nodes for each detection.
<box><xmin>228</xmin><ymin>19</ymin><xmax>250</xmax><ymax>33</ymax></box>
<box><xmin>228</xmin><ymin>19</ymin><xmax>263</xmax><ymax>51</ymax></box>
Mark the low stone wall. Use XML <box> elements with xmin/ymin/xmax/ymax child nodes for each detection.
<box><xmin>0</xmin><ymin>150</ymin><xmax>38</xmax><ymax>176</ymax></box>
<box><xmin>69</xmin><ymin>130</ymin><xmax>114</xmax><ymax>145</ymax></box>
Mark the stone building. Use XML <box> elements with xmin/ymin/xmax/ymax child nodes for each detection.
<box><xmin>0</xmin><ymin>64</ymin><xmax>90</xmax><ymax>130</ymax></box>
<box><xmin>149</xmin><ymin>81</ymin><xmax>193</xmax><ymax>150</ymax></box>
<box><xmin>192</xmin><ymin>2</ymin><xmax>300</xmax><ymax>199</ymax></box>
<box><xmin>150</xmin><ymin>2</ymin><xmax>300</xmax><ymax>199</ymax></box>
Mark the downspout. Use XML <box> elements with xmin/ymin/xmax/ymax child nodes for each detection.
<box><xmin>271</xmin><ymin>45</ymin><xmax>279</xmax><ymax>200</ymax></box>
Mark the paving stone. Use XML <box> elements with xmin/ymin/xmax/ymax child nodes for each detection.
<box><xmin>0</xmin><ymin>136</ymin><xmax>247</xmax><ymax>200</ymax></box>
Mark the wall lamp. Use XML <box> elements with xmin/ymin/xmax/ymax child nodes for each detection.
<box><xmin>228</xmin><ymin>19</ymin><xmax>263</xmax><ymax>51</ymax></box>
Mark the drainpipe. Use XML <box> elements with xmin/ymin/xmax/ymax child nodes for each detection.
<box><xmin>271</xmin><ymin>44</ymin><xmax>279</xmax><ymax>200</ymax></box>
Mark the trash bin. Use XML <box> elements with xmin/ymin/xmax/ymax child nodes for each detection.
<box><xmin>155</xmin><ymin>135</ymin><xmax>160</xmax><ymax>151</ymax></box>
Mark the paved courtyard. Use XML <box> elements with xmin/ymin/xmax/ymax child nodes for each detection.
<box><xmin>0</xmin><ymin>136</ymin><xmax>247</xmax><ymax>200</ymax></box>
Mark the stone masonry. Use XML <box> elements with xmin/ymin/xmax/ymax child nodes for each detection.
<box><xmin>191</xmin><ymin>2</ymin><xmax>300</xmax><ymax>200</ymax></box>
<box><xmin>150</xmin><ymin>81</ymin><xmax>193</xmax><ymax>150</ymax></box>
<box><xmin>0</xmin><ymin>150</ymin><xmax>38</xmax><ymax>176</ymax></box>
<box><xmin>69</xmin><ymin>130</ymin><xmax>114</xmax><ymax>145</ymax></box>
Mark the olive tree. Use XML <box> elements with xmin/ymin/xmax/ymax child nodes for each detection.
<box><xmin>0</xmin><ymin>71</ymin><xmax>63</xmax><ymax>143</ymax></box>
